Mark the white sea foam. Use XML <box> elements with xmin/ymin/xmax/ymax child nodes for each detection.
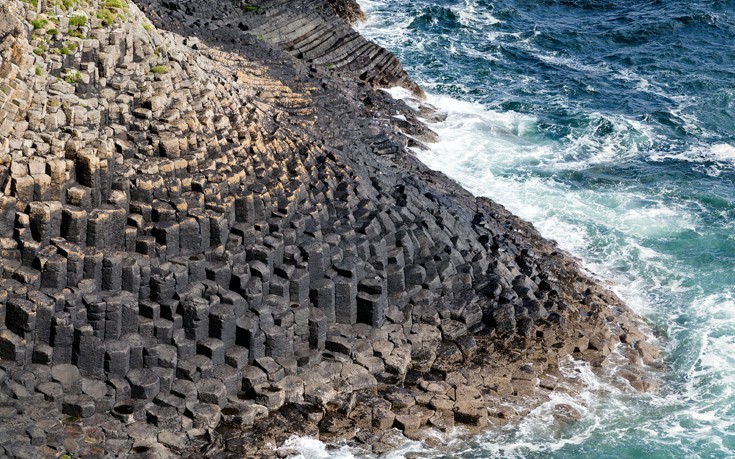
<box><xmin>379</xmin><ymin>84</ymin><xmax>735</xmax><ymax>456</ymax></box>
<box><xmin>285</xmin><ymin>434</ymin><xmax>432</xmax><ymax>459</ymax></box>
<box><xmin>559</xmin><ymin>112</ymin><xmax>658</xmax><ymax>167</ymax></box>
<box><xmin>710</xmin><ymin>143</ymin><xmax>735</xmax><ymax>161</ymax></box>
<box><xmin>358</xmin><ymin>3</ymin><xmax>735</xmax><ymax>456</ymax></box>
<box><xmin>355</xmin><ymin>0</ymin><xmax>414</xmax><ymax>52</ymax></box>
<box><xmin>649</xmin><ymin>142</ymin><xmax>735</xmax><ymax>176</ymax></box>
<box><xmin>534</xmin><ymin>52</ymin><xmax>612</xmax><ymax>76</ymax></box>
<box><xmin>457</xmin><ymin>0</ymin><xmax>476</xmax><ymax>26</ymax></box>
<box><xmin>460</xmin><ymin>41</ymin><xmax>502</xmax><ymax>62</ymax></box>
<box><xmin>283</xmin><ymin>436</ymin><xmax>358</xmax><ymax>458</ymax></box>
<box><xmin>407</xmin><ymin>91</ymin><xmax>696</xmax><ymax>250</ymax></box>
<box><xmin>456</xmin><ymin>0</ymin><xmax>500</xmax><ymax>27</ymax></box>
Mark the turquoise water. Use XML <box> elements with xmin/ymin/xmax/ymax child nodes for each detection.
<box><xmin>352</xmin><ymin>0</ymin><xmax>735</xmax><ymax>457</ymax></box>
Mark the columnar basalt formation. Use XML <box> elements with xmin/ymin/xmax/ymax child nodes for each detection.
<box><xmin>0</xmin><ymin>0</ymin><xmax>658</xmax><ymax>457</ymax></box>
<box><xmin>135</xmin><ymin>0</ymin><xmax>423</xmax><ymax>96</ymax></box>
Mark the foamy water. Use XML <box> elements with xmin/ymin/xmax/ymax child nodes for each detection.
<box><xmin>368</xmin><ymin>89</ymin><xmax>735</xmax><ymax>457</ymax></box>
<box><xmin>296</xmin><ymin>1</ymin><xmax>735</xmax><ymax>457</ymax></box>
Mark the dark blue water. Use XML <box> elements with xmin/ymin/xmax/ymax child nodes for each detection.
<box><xmin>349</xmin><ymin>0</ymin><xmax>735</xmax><ymax>457</ymax></box>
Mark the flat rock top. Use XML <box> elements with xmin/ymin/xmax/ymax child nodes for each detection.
<box><xmin>51</xmin><ymin>365</ymin><xmax>81</xmax><ymax>386</ymax></box>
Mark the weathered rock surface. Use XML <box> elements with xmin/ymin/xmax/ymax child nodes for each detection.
<box><xmin>0</xmin><ymin>0</ymin><xmax>659</xmax><ymax>457</ymax></box>
<box><xmin>326</xmin><ymin>0</ymin><xmax>366</xmax><ymax>24</ymax></box>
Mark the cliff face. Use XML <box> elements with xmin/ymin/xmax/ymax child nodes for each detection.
<box><xmin>0</xmin><ymin>0</ymin><xmax>657</xmax><ymax>457</ymax></box>
<box><xmin>135</xmin><ymin>0</ymin><xmax>422</xmax><ymax>95</ymax></box>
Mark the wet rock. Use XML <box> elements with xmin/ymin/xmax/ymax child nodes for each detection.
<box><xmin>326</xmin><ymin>0</ymin><xmax>366</xmax><ymax>23</ymax></box>
<box><xmin>393</xmin><ymin>412</ymin><xmax>422</xmax><ymax>434</ymax></box>
<box><xmin>318</xmin><ymin>412</ymin><xmax>356</xmax><ymax>442</ymax></box>
<box><xmin>552</xmin><ymin>403</ymin><xmax>582</xmax><ymax>425</ymax></box>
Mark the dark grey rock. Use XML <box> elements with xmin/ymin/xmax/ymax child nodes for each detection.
<box><xmin>127</xmin><ymin>368</ymin><xmax>161</xmax><ymax>400</ymax></box>
<box><xmin>196</xmin><ymin>378</ymin><xmax>228</xmax><ymax>407</ymax></box>
<box><xmin>62</xmin><ymin>394</ymin><xmax>96</xmax><ymax>418</ymax></box>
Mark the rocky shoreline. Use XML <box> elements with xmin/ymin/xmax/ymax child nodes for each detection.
<box><xmin>0</xmin><ymin>0</ymin><xmax>659</xmax><ymax>457</ymax></box>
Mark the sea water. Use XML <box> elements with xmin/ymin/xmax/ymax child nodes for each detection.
<box><xmin>296</xmin><ymin>1</ymin><xmax>735</xmax><ymax>457</ymax></box>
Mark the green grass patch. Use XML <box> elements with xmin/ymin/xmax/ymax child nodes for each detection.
<box><xmin>47</xmin><ymin>28</ymin><xmax>58</xmax><ymax>35</ymax></box>
<box><xmin>150</xmin><ymin>65</ymin><xmax>168</xmax><ymax>74</ymax></box>
<box><xmin>32</xmin><ymin>45</ymin><xmax>45</xmax><ymax>55</ymax></box>
<box><xmin>96</xmin><ymin>9</ymin><xmax>119</xmax><ymax>27</ymax></box>
<box><xmin>103</xmin><ymin>0</ymin><xmax>126</xmax><ymax>9</ymax></box>
<box><xmin>63</xmin><ymin>69</ymin><xmax>82</xmax><ymax>84</ymax></box>
<box><xmin>69</xmin><ymin>14</ymin><xmax>87</xmax><ymax>28</ymax></box>
<box><xmin>21</xmin><ymin>0</ymin><xmax>39</xmax><ymax>9</ymax></box>
<box><xmin>35</xmin><ymin>66</ymin><xmax>42</xmax><ymax>76</ymax></box>
<box><xmin>69</xmin><ymin>13</ymin><xmax>87</xmax><ymax>37</ymax></box>
<box><xmin>48</xmin><ymin>0</ymin><xmax>83</xmax><ymax>11</ymax></box>
<box><xmin>29</xmin><ymin>19</ymin><xmax>48</xmax><ymax>30</ymax></box>
<box><xmin>143</xmin><ymin>24</ymin><xmax>152</xmax><ymax>31</ymax></box>
<box><xmin>241</xmin><ymin>5</ymin><xmax>259</xmax><ymax>13</ymax></box>
<box><xmin>94</xmin><ymin>0</ymin><xmax>129</xmax><ymax>27</ymax></box>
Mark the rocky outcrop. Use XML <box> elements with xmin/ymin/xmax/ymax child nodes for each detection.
<box><xmin>326</xmin><ymin>0</ymin><xmax>366</xmax><ymax>24</ymax></box>
<box><xmin>0</xmin><ymin>0</ymin><xmax>658</xmax><ymax>457</ymax></box>
<box><xmin>136</xmin><ymin>0</ymin><xmax>423</xmax><ymax>96</ymax></box>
